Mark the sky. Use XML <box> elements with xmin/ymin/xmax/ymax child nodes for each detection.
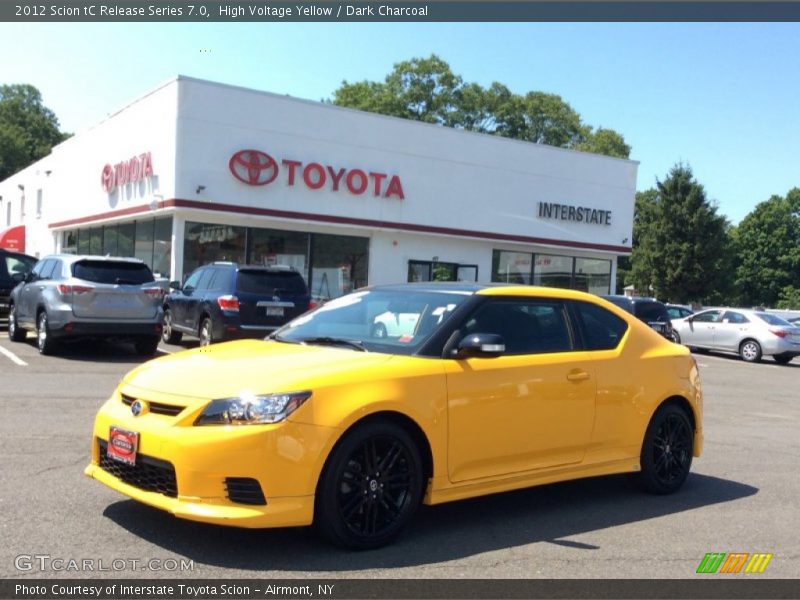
<box><xmin>1</xmin><ymin>21</ymin><xmax>798</xmax><ymax>225</ymax></box>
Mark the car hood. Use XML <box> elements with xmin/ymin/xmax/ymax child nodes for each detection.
<box><xmin>120</xmin><ymin>339</ymin><xmax>395</xmax><ymax>403</ymax></box>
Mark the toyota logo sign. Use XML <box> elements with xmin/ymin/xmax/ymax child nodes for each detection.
<box><xmin>229</xmin><ymin>150</ymin><xmax>279</xmax><ymax>186</ymax></box>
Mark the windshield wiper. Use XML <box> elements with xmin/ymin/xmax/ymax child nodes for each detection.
<box><xmin>298</xmin><ymin>336</ymin><xmax>368</xmax><ymax>352</ymax></box>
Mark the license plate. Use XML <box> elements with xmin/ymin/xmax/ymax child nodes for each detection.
<box><xmin>107</xmin><ymin>427</ymin><xmax>139</xmax><ymax>466</ymax></box>
<box><xmin>266</xmin><ymin>307</ymin><xmax>284</xmax><ymax>317</ymax></box>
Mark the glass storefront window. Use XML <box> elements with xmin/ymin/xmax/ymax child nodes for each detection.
<box><xmin>118</xmin><ymin>222</ymin><xmax>135</xmax><ymax>257</ymax></box>
<box><xmin>62</xmin><ymin>230</ymin><xmax>77</xmax><ymax>254</ymax></box>
<box><xmin>88</xmin><ymin>227</ymin><xmax>103</xmax><ymax>255</ymax></box>
<box><xmin>533</xmin><ymin>254</ymin><xmax>574</xmax><ymax>289</ymax></box>
<box><xmin>574</xmin><ymin>257</ymin><xmax>612</xmax><ymax>295</ymax></box>
<box><xmin>492</xmin><ymin>250</ymin><xmax>533</xmax><ymax>284</ymax></box>
<box><xmin>152</xmin><ymin>218</ymin><xmax>172</xmax><ymax>278</ymax></box>
<box><xmin>183</xmin><ymin>221</ymin><xmax>246</xmax><ymax>276</ymax></box>
<box><xmin>102</xmin><ymin>224</ymin><xmax>118</xmax><ymax>256</ymax></box>
<box><xmin>311</xmin><ymin>233</ymin><xmax>369</xmax><ymax>300</ymax></box>
<box><xmin>249</xmin><ymin>228</ymin><xmax>309</xmax><ymax>281</ymax></box>
<box><xmin>135</xmin><ymin>220</ymin><xmax>154</xmax><ymax>266</ymax></box>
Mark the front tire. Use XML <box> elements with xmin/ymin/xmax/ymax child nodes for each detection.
<box><xmin>37</xmin><ymin>311</ymin><xmax>58</xmax><ymax>356</ymax></box>
<box><xmin>636</xmin><ymin>404</ymin><xmax>693</xmax><ymax>495</ymax></box>
<box><xmin>161</xmin><ymin>309</ymin><xmax>182</xmax><ymax>344</ymax></box>
<box><xmin>8</xmin><ymin>304</ymin><xmax>26</xmax><ymax>342</ymax></box>
<box><xmin>739</xmin><ymin>339</ymin><xmax>762</xmax><ymax>363</ymax></box>
<box><xmin>315</xmin><ymin>421</ymin><xmax>424</xmax><ymax>550</ymax></box>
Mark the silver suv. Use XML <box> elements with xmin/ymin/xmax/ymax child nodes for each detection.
<box><xmin>7</xmin><ymin>255</ymin><xmax>164</xmax><ymax>355</ymax></box>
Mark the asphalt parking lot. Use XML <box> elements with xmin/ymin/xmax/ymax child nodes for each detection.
<box><xmin>0</xmin><ymin>332</ymin><xmax>798</xmax><ymax>580</ymax></box>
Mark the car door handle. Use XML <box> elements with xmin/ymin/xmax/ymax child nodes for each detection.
<box><xmin>566</xmin><ymin>370</ymin><xmax>590</xmax><ymax>382</ymax></box>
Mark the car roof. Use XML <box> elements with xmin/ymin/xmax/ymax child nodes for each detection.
<box><xmin>40</xmin><ymin>254</ymin><xmax>148</xmax><ymax>265</ymax></box>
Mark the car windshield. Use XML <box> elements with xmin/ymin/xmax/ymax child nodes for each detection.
<box><xmin>236</xmin><ymin>269</ymin><xmax>307</xmax><ymax>295</ymax></box>
<box><xmin>72</xmin><ymin>260</ymin><xmax>154</xmax><ymax>284</ymax></box>
<box><xmin>273</xmin><ymin>289</ymin><xmax>471</xmax><ymax>355</ymax></box>
<box><xmin>755</xmin><ymin>313</ymin><xmax>793</xmax><ymax>327</ymax></box>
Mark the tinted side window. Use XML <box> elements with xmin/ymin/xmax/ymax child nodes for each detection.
<box><xmin>723</xmin><ymin>311</ymin><xmax>749</xmax><ymax>324</ymax></box>
<box><xmin>636</xmin><ymin>302</ymin><xmax>669</xmax><ymax>323</ymax></box>
<box><xmin>573</xmin><ymin>301</ymin><xmax>628</xmax><ymax>350</ymax></box>
<box><xmin>38</xmin><ymin>260</ymin><xmax>56</xmax><ymax>280</ymax></box>
<box><xmin>49</xmin><ymin>260</ymin><xmax>64</xmax><ymax>280</ymax></box>
<box><xmin>205</xmin><ymin>268</ymin><xmax>230</xmax><ymax>292</ymax></box>
<box><xmin>463</xmin><ymin>299</ymin><xmax>573</xmax><ymax>355</ymax></box>
<box><xmin>194</xmin><ymin>269</ymin><xmax>214</xmax><ymax>291</ymax></box>
<box><xmin>182</xmin><ymin>269</ymin><xmax>205</xmax><ymax>290</ymax></box>
<box><xmin>693</xmin><ymin>310</ymin><xmax>721</xmax><ymax>323</ymax></box>
<box><xmin>236</xmin><ymin>270</ymin><xmax>308</xmax><ymax>295</ymax></box>
<box><xmin>72</xmin><ymin>260</ymin><xmax>154</xmax><ymax>284</ymax></box>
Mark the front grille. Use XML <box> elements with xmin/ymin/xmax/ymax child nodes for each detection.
<box><xmin>98</xmin><ymin>439</ymin><xmax>178</xmax><ymax>497</ymax></box>
<box><xmin>224</xmin><ymin>477</ymin><xmax>267</xmax><ymax>505</ymax></box>
<box><xmin>121</xmin><ymin>394</ymin><xmax>184</xmax><ymax>417</ymax></box>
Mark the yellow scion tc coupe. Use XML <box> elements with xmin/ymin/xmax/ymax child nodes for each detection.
<box><xmin>86</xmin><ymin>283</ymin><xmax>703</xmax><ymax>549</ymax></box>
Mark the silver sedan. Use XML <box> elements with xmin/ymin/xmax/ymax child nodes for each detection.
<box><xmin>672</xmin><ymin>308</ymin><xmax>800</xmax><ymax>364</ymax></box>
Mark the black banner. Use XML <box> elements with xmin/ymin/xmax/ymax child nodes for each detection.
<box><xmin>3</xmin><ymin>579</ymin><xmax>800</xmax><ymax>600</ymax></box>
<box><xmin>4</xmin><ymin>1</ymin><xmax>800</xmax><ymax>23</ymax></box>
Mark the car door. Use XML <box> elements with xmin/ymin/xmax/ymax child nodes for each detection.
<box><xmin>183</xmin><ymin>268</ymin><xmax>213</xmax><ymax>332</ymax></box>
<box><xmin>681</xmin><ymin>310</ymin><xmax>722</xmax><ymax>347</ymax></box>
<box><xmin>714</xmin><ymin>310</ymin><xmax>751</xmax><ymax>351</ymax></box>
<box><xmin>171</xmin><ymin>268</ymin><xmax>204</xmax><ymax>331</ymax></box>
<box><xmin>19</xmin><ymin>259</ymin><xmax>55</xmax><ymax>325</ymax></box>
<box><xmin>444</xmin><ymin>297</ymin><xmax>596</xmax><ymax>483</ymax></box>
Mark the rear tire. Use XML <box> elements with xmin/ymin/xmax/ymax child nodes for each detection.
<box><xmin>8</xmin><ymin>304</ymin><xmax>26</xmax><ymax>342</ymax></box>
<box><xmin>135</xmin><ymin>336</ymin><xmax>160</xmax><ymax>357</ymax></box>
<box><xmin>739</xmin><ymin>339</ymin><xmax>762</xmax><ymax>363</ymax></box>
<box><xmin>161</xmin><ymin>309</ymin><xmax>182</xmax><ymax>344</ymax></box>
<box><xmin>315</xmin><ymin>421</ymin><xmax>424</xmax><ymax>550</ymax></box>
<box><xmin>199</xmin><ymin>316</ymin><xmax>214</xmax><ymax>346</ymax></box>
<box><xmin>636</xmin><ymin>404</ymin><xmax>693</xmax><ymax>495</ymax></box>
<box><xmin>36</xmin><ymin>311</ymin><xmax>58</xmax><ymax>356</ymax></box>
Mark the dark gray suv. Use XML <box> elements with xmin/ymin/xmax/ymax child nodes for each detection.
<box><xmin>602</xmin><ymin>295</ymin><xmax>676</xmax><ymax>341</ymax></box>
<box><xmin>8</xmin><ymin>255</ymin><xmax>164</xmax><ymax>355</ymax></box>
<box><xmin>1</xmin><ymin>249</ymin><xmax>37</xmax><ymax>321</ymax></box>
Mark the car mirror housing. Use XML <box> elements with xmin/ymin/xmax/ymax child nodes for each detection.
<box><xmin>456</xmin><ymin>333</ymin><xmax>506</xmax><ymax>359</ymax></box>
<box><xmin>11</xmin><ymin>272</ymin><xmax>26</xmax><ymax>284</ymax></box>
<box><xmin>168</xmin><ymin>280</ymin><xmax>182</xmax><ymax>290</ymax></box>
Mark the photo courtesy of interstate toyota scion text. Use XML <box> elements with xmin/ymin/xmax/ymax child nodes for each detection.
<box><xmin>85</xmin><ymin>283</ymin><xmax>703</xmax><ymax>549</ymax></box>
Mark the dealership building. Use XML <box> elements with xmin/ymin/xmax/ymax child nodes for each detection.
<box><xmin>0</xmin><ymin>76</ymin><xmax>637</xmax><ymax>299</ymax></box>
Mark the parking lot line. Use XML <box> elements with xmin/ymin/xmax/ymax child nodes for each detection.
<box><xmin>0</xmin><ymin>344</ymin><xmax>28</xmax><ymax>366</ymax></box>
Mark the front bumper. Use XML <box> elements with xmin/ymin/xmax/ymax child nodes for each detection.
<box><xmin>85</xmin><ymin>388</ymin><xmax>338</xmax><ymax>528</ymax></box>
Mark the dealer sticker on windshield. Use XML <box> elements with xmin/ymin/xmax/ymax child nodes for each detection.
<box><xmin>107</xmin><ymin>426</ymin><xmax>139</xmax><ymax>466</ymax></box>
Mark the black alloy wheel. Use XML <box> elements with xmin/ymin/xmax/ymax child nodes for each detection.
<box><xmin>37</xmin><ymin>311</ymin><xmax>57</xmax><ymax>355</ymax></box>
<box><xmin>162</xmin><ymin>309</ymin><xmax>182</xmax><ymax>344</ymax></box>
<box><xmin>637</xmin><ymin>404</ymin><xmax>693</xmax><ymax>494</ymax></box>
<box><xmin>315</xmin><ymin>421</ymin><xmax>423</xmax><ymax>550</ymax></box>
<box><xmin>198</xmin><ymin>317</ymin><xmax>214</xmax><ymax>346</ymax></box>
<box><xmin>8</xmin><ymin>304</ymin><xmax>26</xmax><ymax>342</ymax></box>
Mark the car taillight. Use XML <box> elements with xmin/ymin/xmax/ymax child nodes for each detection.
<box><xmin>770</xmin><ymin>328</ymin><xmax>789</xmax><ymax>338</ymax></box>
<box><xmin>143</xmin><ymin>288</ymin><xmax>163</xmax><ymax>298</ymax></box>
<box><xmin>308</xmin><ymin>300</ymin><xmax>318</xmax><ymax>310</ymax></box>
<box><xmin>58</xmin><ymin>284</ymin><xmax>93</xmax><ymax>295</ymax></box>
<box><xmin>217</xmin><ymin>295</ymin><xmax>240</xmax><ymax>311</ymax></box>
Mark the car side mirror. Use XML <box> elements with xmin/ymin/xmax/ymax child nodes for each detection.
<box><xmin>169</xmin><ymin>280</ymin><xmax>182</xmax><ymax>291</ymax></box>
<box><xmin>456</xmin><ymin>333</ymin><xmax>506</xmax><ymax>359</ymax></box>
<box><xmin>10</xmin><ymin>272</ymin><xmax>26</xmax><ymax>284</ymax></box>
<box><xmin>24</xmin><ymin>272</ymin><xmax>36</xmax><ymax>283</ymax></box>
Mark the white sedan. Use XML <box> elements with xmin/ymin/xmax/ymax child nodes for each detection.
<box><xmin>672</xmin><ymin>308</ymin><xmax>800</xmax><ymax>364</ymax></box>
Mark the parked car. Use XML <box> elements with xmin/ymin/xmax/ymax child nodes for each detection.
<box><xmin>602</xmin><ymin>295</ymin><xmax>676</xmax><ymax>341</ymax></box>
<box><xmin>7</xmin><ymin>255</ymin><xmax>164</xmax><ymax>355</ymax></box>
<box><xmin>0</xmin><ymin>248</ymin><xmax>37</xmax><ymax>321</ymax></box>
<box><xmin>161</xmin><ymin>263</ymin><xmax>312</xmax><ymax>346</ymax></box>
<box><xmin>86</xmin><ymin>283</ymin><xmax>703</xmax><ymax>549</ymax></box>
<box><xmin>671</xmin><ymin>308</ymin><xmax>800</xmax><ymax>364</ymax></box>
<box><xmin>666</xmin><ymin>304</ymin><xmax>694</xmax><ymax>320</ymax></box>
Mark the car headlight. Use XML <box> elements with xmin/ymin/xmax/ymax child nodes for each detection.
<box><xmin>194</xmin><ymin>391</ymin><xmax>312</xmax><ymax>426</ymax></box>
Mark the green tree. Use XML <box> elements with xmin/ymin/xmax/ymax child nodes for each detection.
<box><xmin>630</xmin><ymin>165</ymin><xmax>732</xmax><ymax>304</ymax></box>
<box><xmin>734</xmin><ymin>189</ymin><xmax>800</xmax><ymax>307</ymax></box>
<box><xmin>332</xmin><ymin>55</ymin><xmax>630</xmax><ymax>159</ymax></box>
<box><xmin>0</xmin><ymin>84</ymin><xmax>69</xmax><ymax>180</ymax></box>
